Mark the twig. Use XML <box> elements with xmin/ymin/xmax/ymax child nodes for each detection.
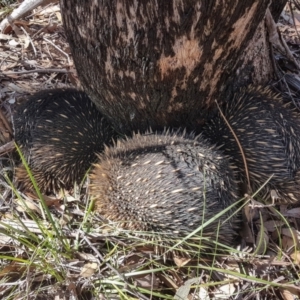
<box><xmin>2</xmin><ymin>69</ymin><xmax>71</xmax><ymax>75</ymax></box>
<box><xmin>20</xmin><ymin>25</ymin><xmax>37</xmax><ymax>57</ymax></box>
<box><xmin>0</xmin><ymin>141</ymin><xmax>15</xmax><ymax>155</ymax></box>
<box><xmin>0</xmin><ymin>0</ymin><xmax>58</xmax><ymax>33</ymax></box>
<box><xmin>215</xmin><ymin>99</ymin><xmax>251</xmax><ymax>193</ymax></box>
<box><xmin>43</xmin><ymin>37</ymin><xmax>71</xmax><ymax>65</ymax></box>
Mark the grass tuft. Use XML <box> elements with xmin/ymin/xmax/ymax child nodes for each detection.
<box><xmin>0</xmin><ymin>152</ymin><xmax>299</xmax><ymax>299</ymax></box>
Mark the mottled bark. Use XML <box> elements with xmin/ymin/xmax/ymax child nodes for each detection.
<box><xmin>60</xmin><ymin>0</ymin><xmax>274</xmax><ymax>133</ymax></box>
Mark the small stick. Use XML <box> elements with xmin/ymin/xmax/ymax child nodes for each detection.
<box><xmin>2</xmin><ymin>69</ymin><xmax>71</xmax><ymax>75</ymax></box>
<box><xmin>43</xmin><ymin>37</ymin><xmax>71</xmax><ymax>65</ymax></box>
<box><xmin>0</xmin><ymin>141</ymin><xmax>15</xmax><ymax>155</ymax></box>
<box><xmin>215</xmin><ymin>99</ymin><xmax>251</xmax><ymax>192</ymax></box>
<box><xmin>0</xmin><ymin>0</ymin><xmax>58</xmax><ymax>33</ymax></box>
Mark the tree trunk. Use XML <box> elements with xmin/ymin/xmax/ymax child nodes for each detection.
<box><xmin>60</xmin><ymin>0</ymin><xmax>286</xmax><ymax>133</ymax></box>
<box><xmin>270</xmin><ymin>0</ymin><xmax>286</xmax><ymax>22</ymax></box>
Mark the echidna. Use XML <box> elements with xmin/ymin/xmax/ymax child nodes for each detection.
<box><xmin>14</xmin><ymin>88</ymin><xmax>116</xmax><ymax>193</ymax></box>
<box><xmin>90</xmin><ymin>131</ymin><xmax>242</xmax><ymax>250</ymax></box>
<box><xmin>202</xmin><ymin>85</ymin><xmax>300</xmax><ymax>203</ymax></box>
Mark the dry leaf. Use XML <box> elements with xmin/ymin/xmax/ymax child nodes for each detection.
<box><xmin>263</xmin><ymin>220</ymin><xmax>285</xmax><ymax>232</ymax></box>
<box><xmin>280</xmin><ymin>287</ymin><xmax>300</xmax><ymax>299</ymax></box>
<box><xmin>0</xmin><ymin>233</ymin><xmax>11</xmax><ymax>247</ymax></box>
<box><xmin>134</xmin><ymin>274</ymin><xmax>160</xmax><ymax>289</ymax></box>
<box><xmin>291</xmin><ymin>250</ymin><xmax>300</xmax><ymax>265</ymax></box>
<box><xmin>198</xmin><ymin>286</ymin><xmax>209</xmax><ymax>300</ymax></box>
<box><xmin>0</xmin><ymin>262</ymin><xmax>35</xmax><ymax>279</ymax></box>
<box><xmin>281</xmin><ymin>235</ymin><xmax>298</xmax><ymax>251</ymax></box>
<box><xmin>76</xmin><ymin>252</ymin><xmax>98</xmax><ymax>262</ymax></box>
<box><xmin>173</xmin><ymin>255</ymin><xmax>191</xmax><ymax>267</ymax></box>
<box><xmin>284</xmin><ymin>207</ymin><xmax>300</xmax><ymax>218</ymax></box>
<box><xmin>0</xmin><ymin>33</ymin><xmax>12</xmax><ymax>40</ymax></box>
<box><xmin>8</xmin><ymin>39</ymin><xmax>20</xmax><ymax>47</ymax></box>
<box><xmin>15</xmin><ymin>198</ymin><xmax>42</xmax><ymax>214</ymax></box>
<box><xmin>65</xmin><ymin>195</ymin><xmax>78</xmax><ymax>202</ymax></box>
<box><xmin>281</xmin><ymin>228</ymin><xmax>299</xmax><ymax>247</ymax></box>
<box><xmin>157</xmin><ymin>273</ymin><xmax>178</xmax><ymax>290</ymax></box>
<box><xmin>214</xmin><ymin>283</ymin><xmax>237</xmax><ymax>298</ymax></box>
<box><xmin>174</xmin><ymin>277</ymin><xmax>203</xmax><ymax>300</ymax></box>
<box><xmin>59</xmin><ymin>213</ymin><xmax>72</xmax><ymax>226</ymax></box>
<box><xmin>56</xmin><ymin>11</ymin><xmax>62</xmax><ymax>22</ymax></box>
<box><xmin>80</xmin><ymin>263</ymin><xmax>98</xmax><ymax>278</ymax></box>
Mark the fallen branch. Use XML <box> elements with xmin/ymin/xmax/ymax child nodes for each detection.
<box><xmin>0</xmin><ymin>0</ymin><xmax>58</xmax><ymax>33</ymax></box>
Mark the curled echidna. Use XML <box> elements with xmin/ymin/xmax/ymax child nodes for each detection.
<box><xmin>90</xmin><ymin>131</ymin><xmax>242</xmax><ymax>249</ymax></box>
<box><xmin>202</xmin><ymin>86</ymin><xmax>300</xmax><ymax>203</ymax></box>
<box><xmin>14</xmin><ymin>88</ymin><xmax>116</xmax><ymax>193</ymax></box>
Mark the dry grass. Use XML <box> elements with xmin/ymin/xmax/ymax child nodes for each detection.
<box><xmin>0</xmin><ymin>1</ymin><xmax>300</xmax><ymax>299</ymax></box>
<box><xmin>1</xmin><ymin>167</ymin><xmax>300</xmax><ymax>299</ymax></box>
